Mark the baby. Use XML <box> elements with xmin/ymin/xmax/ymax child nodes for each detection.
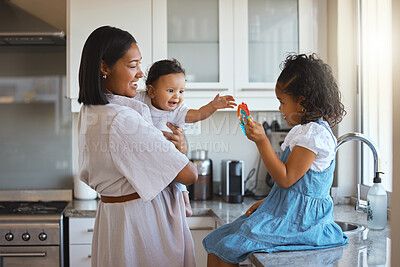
<box><xmin>135</xmin><ymin>59</ymin><xmax>236</xmax><ymax>216</ymax></box>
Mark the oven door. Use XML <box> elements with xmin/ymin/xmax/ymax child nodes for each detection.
<box><xmin>0</xmin><ymin>246</ymin><xmax>60</xmax><ymax>267</ymax></box>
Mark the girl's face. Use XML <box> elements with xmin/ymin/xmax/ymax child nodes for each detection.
<box><xmin>147</xmin><ymin>73</ymin><xmax>186</xmax><ymax>111</ymax></box>
<box><xmin>102</xmin><ymin>43</ymin><xmax>143</xmax><ymax>98</ymax></box>
<box><xmin>275</xmin><ymin>83</ymin><xmax>304</xmax><ymax>126</ymax></box>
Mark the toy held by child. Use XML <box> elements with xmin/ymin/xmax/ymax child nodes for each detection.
<box><xmin>237</xmin><ymin>102</ymin><xmax>253</xmax><ymax>136</ymax></box>
<box><xmin>203</xmin><ymin>54</ymin><xmax>348</xmax><ymax>266</ymax></box>
<box><xmin>135</xmin><ymin>59</ymin><xmax>236</xmax><ymax>217</ymax></box>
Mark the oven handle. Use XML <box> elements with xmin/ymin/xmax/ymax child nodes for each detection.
<box><xmin>0</xmin><ymin>252</ymin><xmax>46</xmax><ymax>257</ymax></box>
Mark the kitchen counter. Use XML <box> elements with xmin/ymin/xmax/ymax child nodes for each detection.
<box><xmin>65</xmin><ymin>197</ymin><xmax>391</xmax><ymax>266</ymax></box>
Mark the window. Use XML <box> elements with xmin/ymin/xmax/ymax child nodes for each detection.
<box><xmin>357</xmin><ymin>0</ymin><xmax>392</xmax><ymax>191</ymax></box>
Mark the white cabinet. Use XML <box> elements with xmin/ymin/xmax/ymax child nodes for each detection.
<box><xmin>67</xmin><ymin>0</ymin><xmax>325</xmax><ymax>111</ymax></box>
<box><xmin>187</xmin><ymin>216</ymin><xmax>219</xmax><ymax>267</ymax></box>
<box><xmin>68</xmin><ymin>216</ymin><xmax>218</xmax><ymax>267</ymax></box>
<box><xmin>153</xmin><ymin>0</ymin><xmax>326</xmax><ymax>110</ymax></box>
<box><xmin>69</xmin><ymin>217</ymin><xmax>95</xmax><ymax>267</ymax></box>
<box><xmin>66</xmin><ymin>0</ymin><xmax>153</xmax><ymax>112</ymax></box>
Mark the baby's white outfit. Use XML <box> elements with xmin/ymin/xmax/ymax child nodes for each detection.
<box><xmin>135</xmin><ymin>91</ymin><xmax>189</xmax><ymax>192</ymax></box>
<box><xmin>135</xmin><ymin>91</ymin><xmax>188</xmax><ymax>132</ymax></box>
<box><xmin>281</xmin><ymin>119</ymin><xmax>337</xmax><ymax>171</ymax></box>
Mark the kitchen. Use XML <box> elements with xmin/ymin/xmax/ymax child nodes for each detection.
<box><xmin>0</xmin><ymin>0</ymin><xmax>399</xmax><ymax>266</ymax></box>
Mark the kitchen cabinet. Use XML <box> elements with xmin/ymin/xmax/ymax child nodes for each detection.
<box><xmin>66</xmin><ymin>0</ymin><xmax>153</xmax><ymax>112</ymax></box>
<box><xmin>67</xmin><ymin>0</ymin><xmax>325</xmax><ymax>111</ymax></box>
<box><xmin>68</xmin><ymin>216</ymin><xmax>219</xmax><ymax>267</ymax></box>
<box><xmin>153</xmin><ymin>0</ymin><xmax>326</xmax><ymax>110</ymax></box>
<box><xmin>69</xmin><ymin>217</ymin><xmax>95</xmax><ymax>267</ymax></box>
<box><xmin>186</xmin><ymin>216</ymin><xmax>219</xmax><ymax>267</ymax></box>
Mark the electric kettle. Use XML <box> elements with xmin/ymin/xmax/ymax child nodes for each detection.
<box><xmin>188</xmin><ymin>149</ymin><xmax>213</xmax><ymax>200</ymax></box>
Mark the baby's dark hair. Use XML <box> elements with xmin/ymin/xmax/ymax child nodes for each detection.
<box><xmin>277</xmin><ymin>53</ymin><xmax>346</xmax><ymax>127</ymax></box>
<box><xmin>145</xmin><ymin>58</ymin><xmax>185</xmax><ymax>87</ymax></box>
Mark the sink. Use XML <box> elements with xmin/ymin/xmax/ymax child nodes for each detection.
<box><xmin>335</xmin><ymin>221</ymin><xmax>366</xmax><ymax>235</ymax></box>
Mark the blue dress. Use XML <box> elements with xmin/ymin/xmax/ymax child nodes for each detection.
<box><xmin>202</xmin><ymin>121</ymin><xmax>348</xmax><ymax>264</ymax></box>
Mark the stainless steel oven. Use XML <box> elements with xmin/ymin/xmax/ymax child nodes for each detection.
<box><xmin>0</xmin><ymin>190</ymin><xmax>71</xmax><ymax>267</ymax></box>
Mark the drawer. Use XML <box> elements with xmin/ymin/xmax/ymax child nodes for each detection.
<box><xmin>69</xmin><ymin>244</ymin><xmax>92</xmax><ymax>267</ymax></box>
<box><xmin>187</xmin><ymin>216</ymin><xmax>216</xmax><ymax>230</ymax></box>
<box><xmin>69</xmin><ymin>218</ymin><xmax>95</xmax><ymax>244</ymax></box>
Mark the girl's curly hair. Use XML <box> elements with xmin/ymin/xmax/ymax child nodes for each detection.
<box><xmin>277</xmin><ymin>53</ymin><xmax>346</xmax><ymax>127</ymax></box>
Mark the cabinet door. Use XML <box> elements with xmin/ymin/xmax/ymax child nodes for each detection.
<box><xmin>233</xmin><ymin>0</ymin><xmax>326</xmax><ymax>110</ymax></box>
<box><xmin>67</xmin><ymin>0</ymin><xmax>152</xmax><ymax>112</ymax></box>
<box><xmin>153</xmin><ymin>0</ymin><xmax>234</xmax><ymax>108</ymax></box>
<box><xmin>191</xmin><ymin>229</ymin><xmax>212</xmax><ymax>267</ymax></box>
<box><xmin>69</xmin><ymin>244</ymin><xmax>92</xmax><ymax>267</ymax></box>
<box><xmin>69</xmin><ymin>217</ymin><xmax>95</xmax><ymax>244</ymax></box>
<box><xmin>233</xmin><ymin>0</ymin><xmax>298</xmax><ymax>107</ymax></box>
<box><xmin>187</xmin><ymin>216</ymin><xmax>216</xmax><ymax>267</ymax></box>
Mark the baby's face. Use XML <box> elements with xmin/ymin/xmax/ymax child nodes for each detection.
<box><xmin>150</xmin><ymin>73</ymin><xmax>186</xmax><ymax>111</ymax></box>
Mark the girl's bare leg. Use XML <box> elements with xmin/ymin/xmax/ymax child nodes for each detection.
<box><xmin>207</xmin><ymin>253</ymin><xmax>239</xmax><ymax>267</ymax></box>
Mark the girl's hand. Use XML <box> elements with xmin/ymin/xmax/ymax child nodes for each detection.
<box><xmin>245</xmin><ymin>198</ymin><xmax>265</xmax><ymax>217</ymax></box>
<box><xmin>162</xmin><ymin>123</ymin><xmax>187</xmax><ymax>154</ymax></box>
<box><xmin>211</xmin><ymin>94</ymin><xmax>237</xmax><ymax>110</ymax></box>
<box><xmin>245</xmin><ymin>119</ymin><xmax>267</xmax><ymax>144</ymax></box>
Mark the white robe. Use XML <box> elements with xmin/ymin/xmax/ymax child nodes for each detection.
<box><xmin>78</xmin><ymin>95</ymin><xmax>196</xmax><ymax>267</ymax></box>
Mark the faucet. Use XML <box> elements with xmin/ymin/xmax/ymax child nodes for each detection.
<box><xmin>336</xmin><ymin>132</ymin><xmax>382</xmax><ymax>213</ymax></box>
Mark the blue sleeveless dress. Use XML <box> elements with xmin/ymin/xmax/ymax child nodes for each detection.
<box><xmin>202</xmin><ymin>121</ymin><xmax>348</xmax><ymax>264</ymax></box>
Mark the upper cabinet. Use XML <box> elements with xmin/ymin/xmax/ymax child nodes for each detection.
<box><xmin>67</xmin><ymin>0</ymin><xmax>326</xmax><ymax>112</ymax></box>
<box><xmin>66</xmin><ymin>0</ymin><xmax>153</xmax><ymax>112</ymax></box>
<box><xmin>153</xmin><ymin>0</ymin><xmax>326</xmax><ymax>110</ymax></box>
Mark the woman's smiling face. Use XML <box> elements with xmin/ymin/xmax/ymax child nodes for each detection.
<box><xmin>102</xmin><ymin>43</ymin><xmax>143</xmax><ymax>98</ymax></box>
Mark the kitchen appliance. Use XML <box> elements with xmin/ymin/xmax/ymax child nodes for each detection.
<box><xmin>188</xmin><ymin>150</ymin><xmax>213</xmax><ymax>200</ymax></box>
<box><xmin>0</xmin><ymin>0</ymin><xmax>65</xmax><ymax>45</ymax></box>
<box><xmin>221</xmin><ymin>160</ymin><xmax>244</xmax><ymax>203</ymax></box>
<box><xmin>0</xmin><ymin>190</ymin><xmax>71</xmax><ymax>267</ymax></box>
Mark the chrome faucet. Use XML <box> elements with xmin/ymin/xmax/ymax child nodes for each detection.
<box><xmin>336</xmin><ymin>132</ymin><xmax>382</xmax><ymax>213</ymax></box>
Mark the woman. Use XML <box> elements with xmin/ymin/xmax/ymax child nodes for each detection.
<box><xmin>77</xmin><ymin>26</ymin><xmax>198</xmax><ymax>267</ymax></box>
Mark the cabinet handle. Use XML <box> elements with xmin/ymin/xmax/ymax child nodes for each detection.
<box><xmin>189</xmin><ymin>227</ymin><xmax>214</xmax><ymax>230</ymax></box>
<box><xmin>88</xmin><ymin>254</ymin><xmax>92</xmax><ymax>259</ymax></box>
<box><xmin>0</xmin><ymin>252</ymin><xmax>46</xmax><ymax>257</ymax></box>
<box><xmin>87</xmin><ymin>228</ymin><xmax>94</xmax><ymax>232</ymax></box>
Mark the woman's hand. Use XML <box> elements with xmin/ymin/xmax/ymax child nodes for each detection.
<box><xmin>211</xmin><ymin>94</ymin><xmax>237</xmax><ymax>110</ymax></box>
<box><xmin>245</xmin><ymin>198</ymin><xmax>265</xmax><ymax>217</ymax></box>
<box><xmin>244</xmin><ymin>119</ymin><xmax>267</xmax><ymax>144</ymax></box>
<box><xmin>162</xmin><ymin>123</ymin><xmax>187</xmax><ymax>154</ymax></box>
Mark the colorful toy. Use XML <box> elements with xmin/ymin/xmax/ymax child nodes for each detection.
<box><xmin>237</xmin><ymin>102</ymin><xmax>253</xmax><ymax>135</ymax></box>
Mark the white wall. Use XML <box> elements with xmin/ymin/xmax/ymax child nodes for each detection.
<box><xmin>186</xmin><ymin>111</ymin><xmax>282</xmax><ymax>195</ymax></box>
<box><xmin>327</xmin><ymin>0</ymin><xmax>357</xmax><ymax>198</ymax></box>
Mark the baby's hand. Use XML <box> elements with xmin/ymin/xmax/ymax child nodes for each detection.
<box><xmin>211</xmin><ymin>94</ymin><xmax>237</xmax><ymax>110</ymax></box>
<box><xmin>245</xmin><ymin>119</ymin><xmax>267</xmax><ymax>144</ymax></box>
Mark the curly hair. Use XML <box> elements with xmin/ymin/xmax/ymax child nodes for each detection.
<box><xmin>145</xmin><ymin>58</ymin><xmax>185</xmax><ymax>87</ymax></box>
<box><xmin>277</xmin><ymin>54</ymin><xmax>346</xmax><ymax>127</ymax></box>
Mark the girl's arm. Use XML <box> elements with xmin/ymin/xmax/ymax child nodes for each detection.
<box><xmin>245</xmin><ymin>120</ymin><xmax>316</xmax><ymax>188</ymax></box>
<box><xmin>185</xmin><ymin>94</ymin><xmax>236</xmax><ymax>123</ymax></box>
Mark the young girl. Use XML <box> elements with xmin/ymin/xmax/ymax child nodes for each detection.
<box><xmin>135</xmin><ymin>59</ymin><xmax>236</xmax><ymax>216</ymax></box>
<box><xmin>203</xmin><ymin>54</ymin><xmax>348</xmax><ymax>266</ymax></box>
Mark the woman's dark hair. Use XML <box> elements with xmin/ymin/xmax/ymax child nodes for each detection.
<box><xmin>78</xmin><ymin>26</ymin><xmax>136</xmax><ymax>105</ymax></box>
<box><xmin>145</xmin><ymin>58</ymin><xmax>185</xmax><ymax>87</ymax></box>
<box><xmin>277</xmin><ymin>53</ymin><xmax>346</xmax><ymax>127</ymax></box>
